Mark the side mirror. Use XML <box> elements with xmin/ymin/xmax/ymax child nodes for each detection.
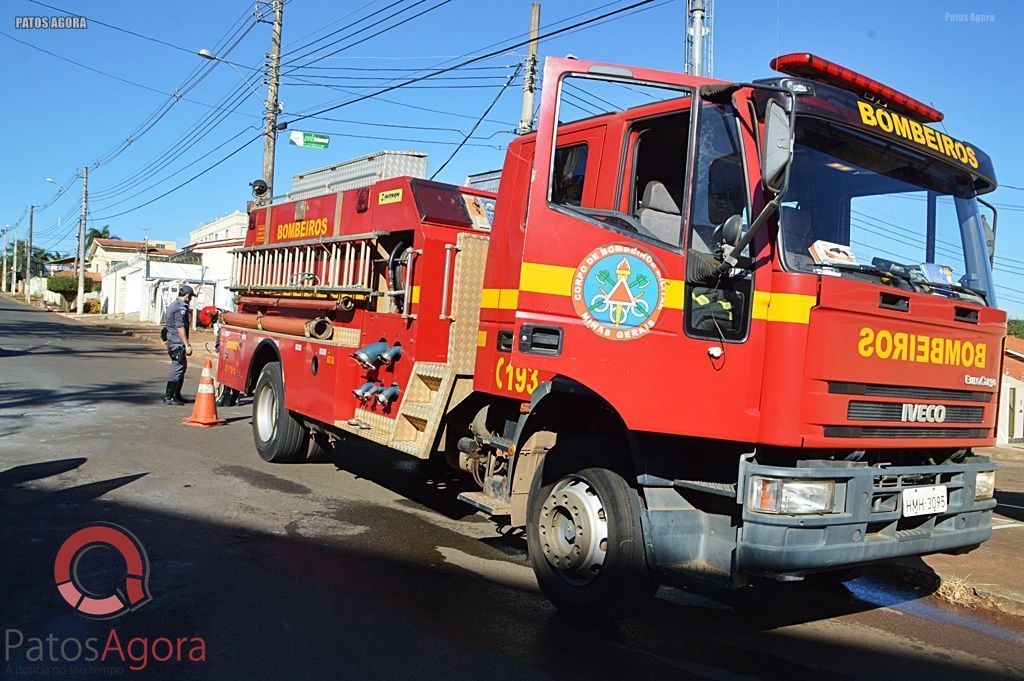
<box><xmin>762</xmin><ymin>99</ymin><xmax>794</xmax><ymax>192</ymax></box>
<box><xmin>978</xmin><ymin>197</ymin><xmax>998</xmax><ymax>267</ymax></box>
<box><xmin>714</xmin><ymin>214</ymin><xmax>745</xmax><ymax>251</ymax></box>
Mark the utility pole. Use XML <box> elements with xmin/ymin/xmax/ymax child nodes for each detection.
<box><xmin>685</xmin><ymin>0</ymin><xmax>714</xmax><ymax>78</ymax></box>
<box><xmin>25</xmin><ymin>205</ymin><xmax>33</xmax><ymax>303</ymax></box>
<box><xmin>11</xmin><ymin>223</ymin><xmax>18</xmax><ymax>294</ymax></box>
<box><xmin>2</xmin><ymin>225</ymin><xmax>8</xmax><ymax>293</ymax></box>
<box><xmin>518</xmin><ymin>3</ymin><xmax>541</xmax><ymax>135</ymax></box>
<box><xmin>260</xmin><ymin>0</ymin><xmax>284</xmax><ymax>203</ymax></box>
<box><xmin>688</xmin><ymin>0</ymin><xmax>705</xmax><ymax>77</ymax></box>
<box><xmin>76</xmin><ymin>166</ymin><xmax>88</xmax><ymax>314</ymax></box>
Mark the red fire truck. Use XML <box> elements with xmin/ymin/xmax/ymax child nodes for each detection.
<box><xmin>215</xmin><ymin>54</ymin><xmax>1003</xmax><ymax>619</ymax></box>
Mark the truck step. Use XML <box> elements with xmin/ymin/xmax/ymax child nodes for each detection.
<box><xmin>457</xmin><ymin>491</ymin><xmax>511</xmax><ymax>516</ymax></box>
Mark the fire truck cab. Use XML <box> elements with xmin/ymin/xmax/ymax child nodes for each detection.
<box><xmin>216</xmin><ymin>54</ymin><xmax>1003</xmax><ymax>620</ymax></box>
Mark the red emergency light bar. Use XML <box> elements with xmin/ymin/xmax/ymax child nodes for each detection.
<box><xmin>770</xmin><ymin>52</ymin><xmax>944</xmax><ymax>123</ymax></box>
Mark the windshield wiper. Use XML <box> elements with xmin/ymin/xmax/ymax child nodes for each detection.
<box><xmin>823</xmin><ymin>262</ymin><xmax>919</xmax><ymax>291</ymax></box>
<box><xmin>918</xmin><ymin>279</ymin><xmax>987</xmax><ymax>304</ymax></box>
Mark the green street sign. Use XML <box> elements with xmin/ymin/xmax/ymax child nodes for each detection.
<box><xmin>288</xmin><ymin>131</ymin><xmax>330</xmax><ymax>149</ymax></box>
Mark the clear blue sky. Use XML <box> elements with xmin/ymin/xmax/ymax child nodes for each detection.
<box><xmin>3</xmin><ymin>0</ymin><xmax>1023</xmax><ymax>313</ymax></box>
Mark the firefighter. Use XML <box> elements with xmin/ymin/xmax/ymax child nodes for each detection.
<box><xmin>162</xmin><ymin>285</ymin><xmax>195</xmax><ymax>405</ymax></box>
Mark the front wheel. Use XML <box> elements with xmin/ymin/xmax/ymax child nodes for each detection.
<box><xmin>252</xmin><ymin>361</ymin><xmax>308</xmax><ymax>463</ymax></box>
<box><xmin>526</xmin><ymin>448</ymin><xmax>658</xmax><ymax>620</ymax></box>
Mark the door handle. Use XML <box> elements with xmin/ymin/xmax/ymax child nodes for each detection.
<box><xmin>518</xmin><ymin>324</ymin><xmax>563</xmax><ymax>356</ymax></box>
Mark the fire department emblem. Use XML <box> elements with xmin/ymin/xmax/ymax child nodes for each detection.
<box><xmin>571</xmin><ymin>245</ymin><xmax>666</xmax><ymax>341</ymax></box>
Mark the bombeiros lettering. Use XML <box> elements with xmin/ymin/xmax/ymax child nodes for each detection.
<box><xmin>857</xmin><ymin>327</ymin><xmax>986</xmax><ymax>369</ymax></box>
<box><xmin>857</xmin><ymin>101</ymin><xmax>979</xmax><ymax>169</ymax></box>
<box><xmin>275</xmin><ymin>218</ymin><xmax>329</xmax><ymax>240</ymax></box>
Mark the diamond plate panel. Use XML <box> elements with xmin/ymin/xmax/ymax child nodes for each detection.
<box><xmin>447</xmin><ymin>233</ymin><xmax>489</xmax><ymax>374</ymax></box>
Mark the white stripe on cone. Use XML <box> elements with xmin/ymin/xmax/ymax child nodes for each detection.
<box><xmin>197</xmin><ymin>385</ymin><xmax>215</xmax><ymax>394</ymax></box>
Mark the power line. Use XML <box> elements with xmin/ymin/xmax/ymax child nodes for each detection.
<box><xmin>282</xmin><ymin>0</ymin><xmax>456</xmax><ymax>75</ymax></box>
<box><xmin>282</xmin><ymin>0</ymin><xmax>384</xmax><ymax>50</ymax></box>
<box><xmin>284</xmin><ymin>0</ymin><xmax>663</xmax><ymax>127</ymax></box>
<box><xmin>0</xmin><ymin>30</ymin><xmax>255</xmax><ymax>118</ymax></box>
<box><xmin>92</xmin><ymin>133</ymin><xmax>263</xmax><ymax>221</ymax></box>
<box><xmin>431</xmin><ymin>65</ymin><xmax>522</xmax><ymax>180</ymax></box>
<box><xmin>27</xmin><ymin>0</ymin><xmax>205</xmax><ymax>56</ymax></box>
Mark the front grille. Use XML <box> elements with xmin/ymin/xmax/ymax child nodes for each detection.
<box><xmin>829</xmin><ymin>382</ymin><xmax>992</xmax><ymax>403</ymax></box>
<box><xmin>824</xmin><ymin>426</ymin><xmax>990</xmax><ymax>439</ymax></box>
<box><xmin>847</xmin><ymin>401</ymin><xmax>984</xmax><ymax>423</ymax></box>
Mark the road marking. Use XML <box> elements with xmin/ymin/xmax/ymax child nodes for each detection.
<box><xmin>992</xmin><ymin>523</ymin><xmax>1024</xmax><ymax>530</ymax></box>
<box><xmin>996</xmin><ymin>502</ymin><xmax>1024</xmax><ymax>510</ymax></box>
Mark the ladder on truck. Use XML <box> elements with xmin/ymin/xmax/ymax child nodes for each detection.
<box><xmin>230</xmin><ymin>234</ymin><xmax>379</xmax><ymax>297</ymax></box>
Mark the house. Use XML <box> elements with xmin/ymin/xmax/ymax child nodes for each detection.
<box><xmin>175</xmin><ymin>212</ymin><xmax>247</xmax><ymax>310</ymax></box>
<box><xmin>87</xmin><ymin>239</ymin><xmax>178</xmax><ymax>274</ymax></box>
<box><xmin>99</xmin><ymin>255</ymin><xmax>216</xmax><ymax>322</ymax></box>
<box><xmin>45</xmin><ymin>255</ymin><xmax>77</xmax><ymax>275</ymax></box>
<box><xmin>999</xmin><ymin>337</ymin><xmax>1024</xmax><ymax>444</ymax></box>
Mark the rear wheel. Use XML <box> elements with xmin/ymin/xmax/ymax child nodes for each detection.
<box><xmin>526</xmin><ymin>441</ymin><xmax>658</xmax><ymax>621</ymax></box>
<box><xmin>252</xmin><ymin>361</ymin><xmax>308</xmax><ymax>463</ymax></box>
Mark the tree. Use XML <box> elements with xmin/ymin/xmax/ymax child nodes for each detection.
<box><xmin>47</xmin><ymin>274</ymin><xmax>96</xmax><ymax>310</ymax></box>
<box><xmin>1009</xmin><ymin>320</ymin><xmax>1024</xmax><ymax>340</ymax></box>
<box><xmin>85</xmin><ymin>225</ymin><xmax>119</xmax><ymax>256</ymax></box>
<box><xmin>3</xmin><ymin>240</ymin><xmax>55</xmax><ymax>278</ymax></box>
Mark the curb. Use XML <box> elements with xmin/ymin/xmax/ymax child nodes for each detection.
<box><xmin>51</xmin><ymin>310</ymin><xmax>219</xmax><ymax>367</ymax></box>
<box><xmin>876</xmin><ymin>562</ymin><xmax>1024</xmax><ymax>618</ymax></box>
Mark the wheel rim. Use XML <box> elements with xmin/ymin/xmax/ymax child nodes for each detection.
<box><xmin>538</xmin><ymin>476</ymin><xmax>609</xmax><ymax>585</ymax></box>
<box><xmin>255</xmin><ymin>382</ymin><xmax>278</xmax><ymax>442</ymax></box>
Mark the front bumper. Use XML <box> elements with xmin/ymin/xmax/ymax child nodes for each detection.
<box><xmin>735</xmin><ymin>454</ymin><xmax>997</xmax><ymax>576</ymax></box>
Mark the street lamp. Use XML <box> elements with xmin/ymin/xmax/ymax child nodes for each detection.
<box><xmin>197</xmin><ymin>49</ymin><xmax>265</xmax><ymax>106</ymax></box>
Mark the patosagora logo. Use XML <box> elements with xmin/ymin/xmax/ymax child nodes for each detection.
<box><xmin>53</xmin><ymin>523</ymin><xmax>151</xmax><ymax>619</ymax></box>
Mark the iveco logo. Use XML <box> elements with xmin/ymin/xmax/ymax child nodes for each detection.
<box><xmin>901</xmin><ymin>404</ymin><xmax>947</xmax><ymax>423</ymax></box>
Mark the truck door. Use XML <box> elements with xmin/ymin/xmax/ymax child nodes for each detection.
<box><xmin>513</xmin><ymin>57</ymin><xmax>767</xmax><ymax>441</ymax></box>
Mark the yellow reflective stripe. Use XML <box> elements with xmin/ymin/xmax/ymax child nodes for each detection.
<box><xmin>499</xmin><ymin>288</ymin><xmax>519</xmax><ymax>309</ymax></box>
<box><xmin>752</xmin><ymin>291</ymin><xmax>816</xmax><ymax>324</ymax></box>
<box><xmin>503</xmin><ymin>263</ymin><xmax>817</xmax><ymax>323</ymax></box>
<box><xmin>519</xmin><ymin>262</ymin><xmax>574</xmax><ymax>296</ymax></box>
<box><xmin>481</xmin><ymin>288</ymin><xmax>519</xmax><ymax>309</ymax></box>
<box><xmin>693</xmin><ymin>294</ymin><xmax>711</xmax><ymax>305</ymax></box>
<box><xmin>663</xmin><ymin>279</ymin><xmax>684</xmax><ymax>310</ymax></box>
<box><xmin>411</xmin><ymin>285</ymin><xmax>420</xmax><ymax>304</ymax></box>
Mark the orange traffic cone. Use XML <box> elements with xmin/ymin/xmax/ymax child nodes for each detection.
<box><xmin>183</xmin><ymin>360</ymin><xmax>226</xmax><ymax>427</ymax></box>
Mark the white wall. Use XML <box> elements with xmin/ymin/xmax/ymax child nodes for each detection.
<box><xmin>998</xmin><ymin>373</ymin><xmax>1024</xmax><ymax>444</ymax></box>
<box><xmin>189</xmin><ymin>212</ymin><xmax>247</xmax><ymax>245</ymax></box>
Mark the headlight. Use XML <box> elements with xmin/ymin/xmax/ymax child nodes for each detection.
<box><xmin>975</xmin><ymin>471</ymin><xmax>996</xmax><ymax>501</ymax></box>
<box><xmin>748</xmin><ymin>476</ymin><xmax>835</xmax><ymax>514</ymax></box>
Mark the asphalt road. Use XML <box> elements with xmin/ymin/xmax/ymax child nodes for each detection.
<box><xmin>2</xmin><ymin>296</ymin><xmax>1023</xmax><ymax>680</ymax></box>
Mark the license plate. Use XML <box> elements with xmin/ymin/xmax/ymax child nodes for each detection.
<box><xmin>902</xmin><ymin>485</ymin><xmax>948</xmax><ymax>517</ymax></box>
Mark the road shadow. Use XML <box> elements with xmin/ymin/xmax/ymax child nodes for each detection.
<box><xmin>0</xmin><ymin>457</ymin><xmax>87</xmax><ymax>488</ymax></box>
<box><xmin>313</xmin><ymin>434</ymin><xmax>482</xmax><ymax>521</ymax></box>
<box><xmin>996</xmin><ymin>490</ymin><xmax>1024</xmax><ymax>522</ymax></box>
<box><xmin>2</xmin><ymin>458</ymin><xmax>1021</xmax><ymax>680</ymax></box>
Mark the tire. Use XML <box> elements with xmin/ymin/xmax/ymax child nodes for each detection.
<box><xmin>526</xmin><ymin>441</ymin><xmax>658</xmax><ymax>621</ymax></box>
<box><xmin>252</xmin><ymin>362</ymin><xmax>308</xmax><ymax>463</ymax></box>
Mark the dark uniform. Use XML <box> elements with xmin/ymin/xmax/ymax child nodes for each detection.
<box><xmin>162</xmin><ymin>286</ymin><xmax>194</xmax><ymax>405</ymax></box>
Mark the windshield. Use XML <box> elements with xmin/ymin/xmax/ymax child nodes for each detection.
<box><xmin>780</xmin><ymin>117</ymin><xmax>996</xmax><ymax>305</ymax></box>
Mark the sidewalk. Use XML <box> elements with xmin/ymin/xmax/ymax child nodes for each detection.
<box><xmin>885</xmin><ymin>445</ymin><xmax>1024</xmax><ymax>617</ymax></box>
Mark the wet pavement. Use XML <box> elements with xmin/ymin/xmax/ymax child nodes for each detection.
<box><xmin>2</xmin><ymin>296</ymin><xmax>1023</xmax><ymax>680</ymax></box>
